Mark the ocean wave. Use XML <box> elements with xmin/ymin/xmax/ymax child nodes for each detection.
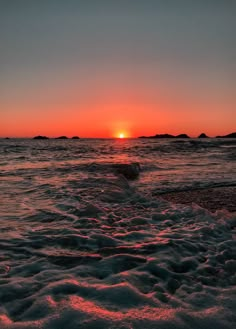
<box><xmin>0</xmin><ymin>138</ymin><xmax>236</xmax><ymax>328</ymax></box>
<box><xmin>1</xmin><ymin>178</ymin><xmax>236</xmax><ymax>328</ymax></box>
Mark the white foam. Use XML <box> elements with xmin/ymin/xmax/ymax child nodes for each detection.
<box><xmin>0</xmin><ymin>139</ymin><xmax>236</xmax><ymax>328</ymax></box>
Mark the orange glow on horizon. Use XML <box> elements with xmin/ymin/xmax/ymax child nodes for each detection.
<box><xmin>1</xmin><ymin>100</ymin><xmax>235</xmax><ymax>138</ymax></box>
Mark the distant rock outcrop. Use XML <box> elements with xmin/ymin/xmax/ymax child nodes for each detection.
<box><xmin>176</xmin><ymin>134</ymin><xmax>190</xmax><ymax>138</ymax></box>
<box><xmin>33</xmin><ymin>135</ymin><xmax>49</xmax><ymax>140</ymax></box>
<box><xmin>155</xmin><ymin>134</ymin><xmax>175</xmax><ymax>138</ymax></box>
<box><xmin>139</xmin><ymin>133</ymin><xmax>189</xmax><ymax>138</ymax></box>
<box><xmin>112</xmin><ymin>162</ymin><xmax>140</xmax><ymax>179</ymax></box>
<box><xmin>216</xmin><ymin>132</ymin><xmax>236</xmax><ymax>138</ymax></box>
<box><xmin>139</xmin><ymin>134</ymin><xmax>175</xmax><ymax>139</ymax></box>
<box><xmin>198</xmin><ymin>133</ymin><xmax>209</xmax><ymax>138</ymax></box>
<box><xmin>139</xmin><ymin>132</ymin><xmax>236</xmax><ymax>139</ymax></box>
<box><xmin>71</xmin><ymin>136</ymin><xmax>80</xmax><ymax>139</ymax></box>
<box><xmin>55</xmin><ymin>136</ymin><xmax>68</xmax><ymax>139</ymax></box>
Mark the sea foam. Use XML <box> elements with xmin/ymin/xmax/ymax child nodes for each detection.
<box><xmin>0</xmin><ymin>138</ymin><xmax>235</xmax><ymax>328</ymax></box>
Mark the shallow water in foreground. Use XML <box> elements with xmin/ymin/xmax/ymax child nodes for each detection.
<box><xmin>0</xmin><ymin>138</ymin><xmax>236</xmax><ymax>328</ymax></box>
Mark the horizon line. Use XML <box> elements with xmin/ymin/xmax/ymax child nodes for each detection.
<box><xmin>1</xmin><ymin>131</ymin><xmax>235</xmax><ymax>139</ymax></box>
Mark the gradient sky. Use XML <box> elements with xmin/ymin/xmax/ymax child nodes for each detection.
<box><xmin>0</xmin><ymin>0</ymin><xmax>235</xmax><ymax>137</ymax></box>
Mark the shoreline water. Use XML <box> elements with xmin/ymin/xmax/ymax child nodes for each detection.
<box><xmin>0</xmin><ymin>138</ymin><xmax>236</xmax><ymax>328</ymax></box>
<box><xmin>158</xmin><ymin>186</ymin><xmax>236</xmax><ymax>213</ymax></box>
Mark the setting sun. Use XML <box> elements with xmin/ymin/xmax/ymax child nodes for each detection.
<box><xmin>119</xmin><ymin>133</ymin><xmax>125</xmax><ymax>139</ymax></box>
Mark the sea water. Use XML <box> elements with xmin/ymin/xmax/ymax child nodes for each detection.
<box><xmin>0</xmin><ymin>138</ymin><xmax>236</xmax><ymax>328</ymax></box>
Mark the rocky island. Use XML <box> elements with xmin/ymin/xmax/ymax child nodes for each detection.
<box><xmin>33</xmin><ymin>135</ymin><xmax>49</xmax><ymax>140</ymax></box>
<box><xmin>198</xmin><ymin>133</ymin><xmax>209</xmax><ymax>138</ymax></box>
<box><xmin>55</xmin><ymin>136</ymin><xmax>68</xmax><ymax>139</ymax></box>
<box><xmin>139</xmin><ymin>133</ymin><xmax>190</xmax><ymax>138</ymax></box>
<box><xmin>216</xmin><ymin>132</ymin><xmax>236</xmax><ymax>138</ymax></box>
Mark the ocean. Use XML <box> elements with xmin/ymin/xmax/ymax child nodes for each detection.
<box><xmin>0</xmin><ymin>138</ymin><xmax>236</xmax><ymax>328</ymax></box>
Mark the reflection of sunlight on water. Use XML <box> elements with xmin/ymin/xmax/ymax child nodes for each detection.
<box><xmin>0</xmin><ymin>138</ymin><xmax>235</xmax><ymax>328</ymax></box>
<box><xmin>108</xmin><ymin>152</ymin><xmax>131</xmax><ymax>164</ymax></box>
<box><xmin>69</xmin><ymin>294</ymin><xmax>176</xmax><ymax>321</ymax></box>
<box><xmin>1</xmin><ymin>138</ymin><xmax>235</xmax><ymax>197</ymax></box>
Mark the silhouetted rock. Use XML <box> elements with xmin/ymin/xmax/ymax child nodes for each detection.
<box><xmin>176</xmin><ymin>134</ymin><xmax>190</xmax><ymax>138</ymax></box>
<box><xmin>155</xmin><ymin>134</ymin><xmax>175</xmax><ymax>138</ymax></box>
<box><xmin>139</xmin><ymin>134</ymin><xmax>175</xmax><ymax>138</ymax></box>
<box><xmin>139</xmin><ymin>133</ymin><xmax>191</xmax><ymax>138</ymax></box>
<box><xmin>216</xmin><ymin>132</ymin><xmax>236</xmax><ymax>138</ymax></box>
<box><xmin>5</xmin><ymin>137</ymin><xmax>10</xmax><ymax>139</ymax></box>
<box><xmin>33</xmin><ymin>135</ymin><xmax>49</xmax><ymax>140</ymax></box>
<box><xmin>198</xmin><ymin>133</ymin><xmax>208</xmax><ymax>138</ymax></box>
<box><xmin>112</xmin><ymin>162</ymin><xmax>140</xmax><ymax>179</ymax></box>
<box><xmin>71</xmin><ymin>136</ymin><xmax>80</xmax><ymax>139</ymax></box>
<box><xmin>55</xmin><ymin>136</ymin><xmax>68</xmax><ymax>139</ymax></box>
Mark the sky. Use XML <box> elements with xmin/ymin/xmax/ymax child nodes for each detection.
<box><xmin>0</xmin><ymin>0</ymin><xmax>235</xmax><ymax>138</ymax></box>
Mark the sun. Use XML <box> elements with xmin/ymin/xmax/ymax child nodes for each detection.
<box><xmin>115</xmin><ymin>131</ymin><xmax>129</xmax><ymax>138</ymax></box>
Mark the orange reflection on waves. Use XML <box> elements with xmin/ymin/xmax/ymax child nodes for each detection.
<box><xmin>68</xmin><ymin>290</ymin><xmax>176</xmax><ymax>321</ymax></box>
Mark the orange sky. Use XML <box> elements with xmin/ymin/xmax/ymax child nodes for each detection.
<box><xmin>1</xmin><ymin>101</ymin><xmax>234</xmax><ymax>138</ymax></box>
<box><xmin>1</xmin><ymin>69</ymin><xmax>234</xmax><ymax>138</ymax></box>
